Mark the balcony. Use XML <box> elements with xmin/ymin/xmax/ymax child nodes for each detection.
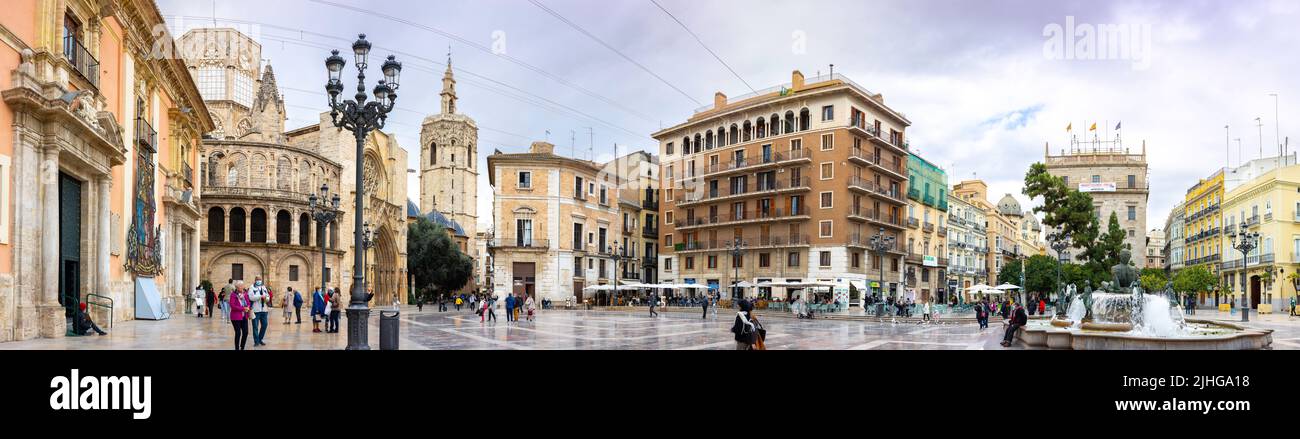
<box><xmin>63</xmin><ymin>35</ymin><xmax>100</xmax><ymax>89</ymax></box>
<box><xmin>642</xmin><ymin>198</ymin><xmax>659</xmax><ymax>211</ymax></box>
<box><xmin>847</xmin><ymin>124</ymin><xmax>908</xmax><ymax>153</ymax></box>
<box><xmin>1247</xmin><ymin>215</ymin><xmax>1260</xmax><ymax>227</ymax></box>
<box><xmin>488</xmin><ymin>238</ymin><xmax>549</xmax><ymax>250</ymax></box>
<box><xmin>675</xmin><ymin>235</ymin><xmax>810</xmax><ymax>253</ymax></box>
<box><xmin>675</xmin><ymin>206</ymin><xmax>809</xmax><ymax>231</ymax></box>
<box><xmin>937</xmin><ymin>226</ymin><xmax>947</xmax><ymax>237</ymax></box>
<box><xmin>136</xmin><ymin>117</ymin><xmax>157</xmax><ymax>152</ymax></box>
<box><xmin>846</xmin><ymin>206</ymin><xmax>905</xmax><ymax>229</ymax></box>
<box><xmin>693</xmin><ymin>148</ymin><xmax>811</xmax><ymax>180</ymax></box>
<box><xmin>620</xmin><ymin>269</ymin><xmax>641</xmax><ymax>280</ymax></box>
<box><xmin>923</xmin><ymin>194</ymin><xmax>936</xmax><ymax>207</ymax></box>
<box><xmin>906</xmin><ymin>217</ymin><xmax>920</xmax><ymax>229</ymax></box>
<box><xmin>1224</xmin><ymin>224</ymin><xmax>1235</xmax><ymax>235</ymax></box>
<box><xmin>677</xmin><ymin>176</ymin><xmax>810</xmax><ymax>206</ymax></box>
<box><xmin>182</xmin><ymin>161</ymin><xmax>194</xmax><ymax>188</ymax></box>
<box><xmin>847</xmin><ymin>147</ymin><xmax>906</xmax><ymax>178</ymax></box>
<box><xmin>642</xmin><ymin>225</ymin><xmax>658</xmax><ymax>239</ymax></box>
<box><xmin>1265</xmin><ymin>212</ymin><xmax>1273</xmax><ymax>222</ymax></box>
<box><xmin>846</xmin><ymin>176</ymin><xmax>906</xmax><ymax>205</ymax></box>
<box><xmin>906</xmin><ymin>252</ymin><xmax>923</xmax><ymax>263</ymax></box>
<box><xmin>923</xmin><ymin>222</ymin><xmax>935</xmax><ymax>233</ymax></box>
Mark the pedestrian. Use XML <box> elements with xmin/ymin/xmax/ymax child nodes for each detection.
<box><xmin>1291</xmin><ymin>296</ymin><xmax>1297</xmax><ymax>316</ymax></box>
<box><xmin>729</xmin><ymin>299</ymin><xmax>765</xmax><ymax>350</ymax></box>
<box><xmin>311</xmin><ymin>287</ymin><xmax>326</xmax><ymax>333</ymax></box>
<box><xmin>282</xmin><ymin>287</ymin><xmax>294</xmax><ymax>324</ymax></box>
<box><xmin>513</xmin><ymin>295</ymin><xmax>522</xmax><ymax>321</ymax></box>
<box><xmin>417</xmin><ymin>296</ymin><xmax>424</xmax><ymax>312</ymax></box>
<box><xmin>649</xmin><ymin>292</ymin><xmax>659</xmax><ymax>317</ymax></box>
<box><xmin>293</xmin><ymin>288</ymin><xmax>304</xmax><ymax>324</ymax></box>
<box><xmin>480</xmin><ymin>294</ymin><xmax>496</xmax><ymax>323</ymax></box>
<box><xmin>505</xmin><ymin>294</ymin><xmax>516</xmax><ymax>322</ymax></box>
<box><xmin>249</xmin><ymin>276</ymin><xmax>270</xmax><ymax>346</ymax></box>
<box><xmin>72</xmin><ymin>302</ymin><xmax>108</xmax><ymax>336</ymax></box>
<box><xmin>976</xmin><ymin>298</ymin><xmax>989</xmax><ymax>330</ymax></box>
<box><xmin>229</xmin><ymin>284</ymin><xmax>251</xmax><ymax>350</ymax></box>
<box><xmin>455</xmin><ymin>295</ymin><xmax>463</xmax><ymax>311</ymax></box>
<box><xmin>702</xmin><ymin>293</ymin><xmax>710</xmax><ymax>319</ymax></box>
<box><xmin>193</xmin><ymin>284</ymin><xmax>206</xmax><ymax>317</ymax></box>
<box><xmin>525</xmin><ymin>295</ymin><xmax>536</xmax><ymax>322</ymax></box>
<box><xmin>1038</xmin><ymin>297</ymin><xmax>1046</xmax><ymax>316</ymax></box>
<box><xmin>922</xmin><ymin>299</ymin><xmax>932</xmax><ymax>322</ymax></box>
<box><xmin>328</xmin><ymin>289</ymin><xmax>341</xmax><ymax>333</ymax></box>
<box><xmin>205</xmin><ymin>286</ymin><xmax>216</xmax><ymax>319</ymax></box>
<box><xmin>1001</xmin><ymin>302</ymin><xmax>1028</xmax><ymax>347</ymax></box>
<box><xmin>218</xmin><ymin>289</ymin><xmax>229</xmax><ymax>320</ymax></box>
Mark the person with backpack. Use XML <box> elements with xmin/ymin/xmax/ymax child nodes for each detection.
<box><xmin>248</xmin><ymin>277</ymin><xmax>271</xmax><ymax>346</ymax></box>
<box><xmin>293</xmin><ymin>288</ymin><xmax>304</xmax><ymax>324</ymax></box>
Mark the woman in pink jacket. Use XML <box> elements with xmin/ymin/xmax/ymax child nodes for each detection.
<box><xmin>229</xmin><ymin>285</ymin><xmax>252</xmax><ymax>350</ymax></box>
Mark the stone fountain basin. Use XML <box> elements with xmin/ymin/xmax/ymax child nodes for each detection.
<box><xmin>1017</xmin><ymin>319</ymin><xmax>1273</xmax><ymax>350</ymax></box>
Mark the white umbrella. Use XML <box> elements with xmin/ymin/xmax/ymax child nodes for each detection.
<box><xmin>994</xmin><ymin>283</ymin><xmax>1021</xmax><ymax>290</ymax></box>
<box><xmin>675</xmin><ymin>284</ymin><xmax>710</xmax><ymax>290</ymax></box>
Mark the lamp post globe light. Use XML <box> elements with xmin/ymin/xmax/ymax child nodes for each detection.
<box><xmin>1229</xmin><ymin>221</ymin><xmax>1259</xmax><ymax>322</ymax></box>
<box><xmin>1049</xmin><ymin>231</ymin><xmax>1071</xmax><ymax>317</ymax></box>
<box><xmin>869</xmin><ymin>227</ymin><xmax>896</xmax><ymax>317</ymax></box>
<box><xmin>308</xmin><ymin>184</ymin><xmax>342</xmax><ymax>310</ymax></box>
<box><xmin>324</xmin><ymin>34</ymin><xmax>401</xmax><ymax>350</ymax></box>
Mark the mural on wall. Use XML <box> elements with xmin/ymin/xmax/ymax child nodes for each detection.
<box><xmin>125</xmin><ymin>146</ymin><xmax>163</xmax><ymax>276</ymax></box>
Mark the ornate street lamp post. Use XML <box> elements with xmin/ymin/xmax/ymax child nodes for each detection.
<box><xmin>608</xmin><ymin>241</ymin><xmax>634</xmax><ymax>306</ymax></box>
<box><xmin>1049</xmin><ymin>231</ymin><xmax>1071</xmax><ymax>317</ymax></box>
<box><xmin>869</xmin><ymin>227</ymin><xmax>896</xmax><ymax>317</ymax></box>
<box><xmin>324</xmin><ymin>34</ymin><xmax>401</xmax><ymax>350</ymax></box>
<box><xmin>1229</xmin><ymin>221</ymin><xmax>1259</xmax><ymax>322</ymax></box>
<box><xmin>725</xmin><ymin>238</ymin><xmax>746</xmax><ymax>302</ymax></box>
<box><xmin>308</xmin><ymin>184</ymin><xmax>341</xmax><ymax>305</ymax></box>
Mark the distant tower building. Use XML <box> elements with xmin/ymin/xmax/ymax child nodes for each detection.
<box><xmin>1044</xmin><ymin>136</ymin><xmax>1150</xmax><ymax>261</ymax></box>
<box><xmin>419</xmin><ymin>56</ymin><xmax>479</xmax><ymax>246</ymax></box>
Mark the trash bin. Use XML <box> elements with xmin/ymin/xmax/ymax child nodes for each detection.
<box><xmin>379</xmin><ymin>310</ymin><xmax>400</xmax><ymax>350</ymax></box>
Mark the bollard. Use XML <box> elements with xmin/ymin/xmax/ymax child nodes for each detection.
<box><xmin>379</xmin><ymin>310</ymin><xmax>400</xmax><ymax>350</ymax></box>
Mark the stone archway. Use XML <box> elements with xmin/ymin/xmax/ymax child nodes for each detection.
<box><xmin>369</xmin><ymin>226</ymin><xmax>400</xmax><ymax>305</ymax></box>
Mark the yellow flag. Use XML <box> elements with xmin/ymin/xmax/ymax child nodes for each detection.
<box><xmin>1066</xmin><ymin>123</ymin><xmax>1072</xmax><ymax>131</ymax></box>
<box><xmin>1089</xmin><ymin>123</ymin><xmax>1097</xmax><ymax>131</ymax></box>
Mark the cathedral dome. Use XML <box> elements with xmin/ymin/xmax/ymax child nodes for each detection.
<box><xmin>997</xmin><ymin>194</ymin><xmax>1022</xmax><ymax>216</ymax></box>
<box><xmin>408</xmin><ymin>200</ymin><xmax>467</xmax><ymax>237</ymax></box>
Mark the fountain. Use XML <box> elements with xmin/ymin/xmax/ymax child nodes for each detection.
<box><xmin>1017</xmin><ymin>251</ymin><xmax>1273</xmax><ymax>349</ymax></box>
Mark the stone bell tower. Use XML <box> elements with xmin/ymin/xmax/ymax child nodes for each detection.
<box><xmin>419</xmin><ymin>55</ymin><xmax>478</xmax><ymax>241</ymax></box>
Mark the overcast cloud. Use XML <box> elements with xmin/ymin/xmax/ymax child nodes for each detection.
<box><xmin>157</xmin><ymin>0</ymin><xmax>1299</xmax><ymax>233</ymax></box>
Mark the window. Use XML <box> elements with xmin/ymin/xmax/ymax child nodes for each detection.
<box><xmin>574</xmin><ymin>176</ymin><xmax>583</xmax><ymax>199</ymax></box>
<box><xmin>707</xmin><ymin>256</ymin><xmax>717</xmax><ymax>269</ymax></box>
<box><xmin>666</xmin><ymin>165</ymin><xmax>673</xmax><ymax>179</ymax></box>
<box><xmin>1091</xmin><ymin>175</ymin><xmax>1101</xmax><ymax>183</ymax></box>
<box><xmin>821</xmin><ymin>133</ymin><xmax>834</xmax><ymax>150</ymax></box>
<box><xmin>852</xmin><ymin>252</ymin><xmax>860</xmax><ymax>268</ymax></box>
<box><xmin>665</xmin><ymin>257</ymin><xmax>673</xmax><ymax>271</ymax></box>
<box><xmin>820</xmin><ymin>192</ymin><xmax>833</xmax><ymax>209</ymax></box>
<box><xmin>1127</xmin><ymin>175</ymin><xmax>1136</xmax><ymax>188</ymax></box>
<box><xmin>323</xmin><ymin>267</ymin><xmax>331</xmax><ymax>282</ymax></box>
<box><xmin>732</xmin><ymin>254</ymin><xmax>743</xmax><ymax>268</ymax></box>
<box><xmin>232</xmin><ymin>72</ymin><xmax>255</xmax><ymax>108</ymax></box>
<box><xmin>666</xmin><ymin>142</ymin><xmax>674</xmax><ymax>155</ymax></box>
<box><xmin>821</xmin><ymin>105</ymin><xmax>834</xmax><ymax>121</ymax></box>
<box><xmin>665</xmin><ymin>211</ymin><xmax>673</xmax><ymax>224</ymax></box>
<box><xmin>232</xmin><ymin>263</ymin><xmax>244</xmax><ymax>281</ymax></box>
<box><xmin>819</xmin><ymin>220</ymin><xmax>833</xmax><ymax>238</ymax></box>
<box><xmin>1128</xmin><ymin>229</ymin><xmax>1135</xmax><ymax>237</ymax></box>
<box><xmin>686</xmin><ymin>257</ymin><xmax>694</xmax><ymax>270</ymax></box>
<box><xmin>600</xmin><ymin>186</ymin><xmax>607</xmax><ymax>205</ymax></box>
<box><xmin>820</xmin><ymin>162</ymin><xmax>833</xmax><ymax>180</ymax></box>
<box><xmin>788</xmin><ymin>252</ymin><xmax>800</xmax><ymax>267</ymax></box>
<box><xmin>195</xmin><ymin>66</ymin><xmax>226</xmax><ymax>100</ymax></box>
<box><xmin>1062</xmin><ymin>176</ymin><xmax>1068</xmax><ymax>186</ymax></box>
<box><xmin>518</xmin><ymin>171</ymin><xmax>532</xmax><ymax>189</ymax></box>
<box><xmin>819</xmin><ymin>251</ymin><xmax>831</xmax><ymax>267</ymax></box>
<box><xmin>759</xmin><ymin>253</ymin><xmax>771</xmax><ymax>267</ymax></box>
<box><xmin>1128</xmin><ymin>206</ymin><xmax>1136</xmax><ymax>221</ymax></box>
<box><xmin>289</xmin><ymin>265</ymin><xmax>299</xmax><ymax>281</ymax></box>
<box><xmin>791</xmin><ymin>139</ymin><xmax>802</xmax><ymax>151</ymax></box>
<box><xmin>516</xmin><ymin>219</ymin><xmax>534</xmax><ymax>246</ymax></box>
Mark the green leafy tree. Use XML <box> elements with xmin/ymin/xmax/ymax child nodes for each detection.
<box><xmin>1023</xmin><ymin>254</ymin><xmax>1060</xmax><ymax>295</ymax></box>
<box><xmin>407</xmin><ymin>217</ymin><xmax>473</xmax><ymax>301</ymax></box>
<box><xmin>1023</xmin><ymin>163</ymin><xmax>1101</xmax><ymax>263</ymax></box>
<box><xmin>998</xmin><ymin>258</ymin><xmax>1023</xmax><ymax>286</ymax></box>
<box><xmin>1139</xmin><ymin>268</ymin><xmax>1168</xmax><ymax>292</ymax></box>
<box><xmin>1172</xmin><ymin>265</ymin><xmax>1217</xmax><ymax>300</ymax></box>
<box><xmin>1097</xmin><ymin>212</ymin><xmax>1131</xmax><ymax>267</ymax></box>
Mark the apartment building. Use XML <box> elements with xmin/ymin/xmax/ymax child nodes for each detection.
<box><xmin>1145</xmin><ymin>229</ymin><xmax>1166</xmax><ymax>269</ymax></box>
<box><xmin>487</xmin><ymin>141</ymin><xmax>624</xmax><ymax>303</ymax></box>
<box><xmin>946</xmin><ymin>193</ymin><xmax>988</xmax><ymax>296</ymax></box>
<box><xmin>903</xmin><ymin>152</ymin><xmax>948</xmax><ymax>302</ymax></box>
<box><xmin>605</xmin><ymin>150</ymin><xmax>660</xmax><ymax>285</ymax></box>
<box><xmin>1219</xmin><ymin>164</ymin><xmax>1300</xmax><ymax>312</ymax></box>
<box><xmin>654</xmin><ymin>70</ymin><xmax>911</xmax><ymax>304</ymax></box>
<box><xmin>951</xmin><ymin>180</ymin><xmax>1000</xmax><ymax>284</ymax></box>
<box><xmin>1183</xmin><ymin>169</ymin><xmax>1224</xmax><ymax>281</ymax></box>
<box><xmin>1165</xmin><ymin>201</ymin><xmax>1185</xmax><ymax>273</ymax></box>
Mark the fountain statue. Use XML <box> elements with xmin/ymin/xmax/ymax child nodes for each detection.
<box><xmin>1081</xmin><ymin>280</ymin><xmax>1094</xmax><ymax>322</ymax></box>
<box><xmin>1112</xmin><ymin>250</ymin><xmax>1138</xmax><ymax>290</ymax></box>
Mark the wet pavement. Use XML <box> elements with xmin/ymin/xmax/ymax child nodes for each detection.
<box><xmin>2</xmin><ymin>305</ymin><xmax>1297</xmax><ymax>350</ymax></box>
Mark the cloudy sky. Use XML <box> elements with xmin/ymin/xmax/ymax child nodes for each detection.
<box><xmin>157</xmin><ymin>0</ymin><xmax>1299</xmax><ymax>233</ymax></box>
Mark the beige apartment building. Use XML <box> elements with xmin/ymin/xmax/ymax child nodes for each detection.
<box><xmin>605</xmin><ymin>151</ymin><xmax>659</xmax><ymax>286</ymax></box>
<box><xmin>1044</xmin><ymin>140</ymin><xmax>1150</xmax><ymax>260</ymax></box>
<box><xmin>654</xmin><ymin>70</ymin><xmax>911</xmax><ymax>305</ymax></box>
<box><xmin>952</xmin><ymin>181</ymin><xmax>1001</xmax><ymax>284</ymax></box>
<box><xmin>487</xmin><ymin>141</ymin><xmax>625</xmax><ymax>303</ymax></box>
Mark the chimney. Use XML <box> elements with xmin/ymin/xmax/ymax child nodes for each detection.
<box><xmin>791</xmin><ymin>70</ymin><xmax>805</xmax><ymax>91</ymax></box>
<box><xmin>714</xmin><ymin>92</ymin><xmax>727</xmax><ymax>110</ymax></box>
<box><xmin>530</xmin><ymin>141</ymin><xmax>555</xmax><ymax>155</ymax></box>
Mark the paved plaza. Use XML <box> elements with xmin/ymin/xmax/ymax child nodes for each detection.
<box><xmin>3</xmin><ymin>305</ymin><xmax>1299</xmax><ymax>350</ymax></box>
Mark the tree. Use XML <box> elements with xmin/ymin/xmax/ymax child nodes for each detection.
<box><xmin>407</xmin><ymin>217</ymin><xmax>473</xmax><ymax>302</ymax></box>
<box><xmin>1023</xmin><ymin>254</ymin><xmax>1059</xmax><ymax>294</ymax></box>
<box><xmin>1097</xmin><ymin>212</ymin><xmax>1130</xmax><ymax>267</ymax></box>
<box><xmin>1023</xmin><ymin>163</ymin><xmax>1101</xmax><ymax>263</ymax></box>
<box><xmin>998</xmin><ymin>258</ymin><xmax>1023</xmax><ymax>286</ymax></box>
<box><xmin>1172</xmin><ymin>265</ymin><xmax>1217</xmax><ymax>300</ymax></box>
<box><xmin>1139</xmin><ymin>268</ymin><xmax>1168</xmax><ymax>292</ymax></box>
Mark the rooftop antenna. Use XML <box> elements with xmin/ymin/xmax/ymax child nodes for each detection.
<box><xmin>585</xmin><ymin>127</ymin><xmax>594</xmax><ymax>161</ymax></box>
<box><xmin>1235</xmin><ymin>138</ymin><xmax>1242</xmax><ymax>166</ymax></box>
<box><xmin>571</xmin><ymin>130</ymin><xmax>576</xmax><ymax>158</ymax></box>
<box><xmin>1225</xmin><ymin>124</ymin><xmax>1230</xmax><ymax>169</ymax></box>
<box><xmin>829</xmin><ymin>63</ymin><xmax>834</xmax><ymax>77</ymax></box>
<box><xmin>1256</xmin><ymin>117</ymin><xmax>1264</xmax><ymax>159</ymax></box>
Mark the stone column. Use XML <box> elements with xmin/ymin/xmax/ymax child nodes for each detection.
<box><xmin>38</xmin><ymin>146</ymin><xmax>61</xmax><ymax>338</ymax></box>
<box><xmin>96</xmin><ymin>176</ymin><xmax>110</xmax><ymax>297</ymax></box>
<box><xmin>290</xmin><ymin>210</ymin><xmax>299</xmax><ymax>246</ymax></box>
<box><xmin>269</xmin><ymin>212</ymin><xmax>278</xmax><ymax>244</ymax></box>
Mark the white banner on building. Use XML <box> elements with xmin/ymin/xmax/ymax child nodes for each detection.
<box><xmin>1078</xmin><ymin>182</ymin><xmax>1116</xmax><ymax>192</ymax></box>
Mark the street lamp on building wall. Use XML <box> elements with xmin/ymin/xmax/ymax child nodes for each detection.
<box><xmin>308</xmin><ymin>184</ymin><xmax>341</xmax><ymax>305</ymax></box>
<box><xmin>324</xmin><ymin>34</ymin><xmax>401</xmax><ymax>350</ymax></box>
<box><xmin>1229</xmin><ymin>221</ymin><xmax>1259</xmax><ymax>322</ymax></box>
<box><xmin>869</xmin><ymin>227</ymin><xmax>896</xmax><ymax>317</ymax></box>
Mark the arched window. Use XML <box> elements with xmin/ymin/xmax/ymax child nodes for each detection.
<box><xmin>742</xmin><ymin>121</ymin><xmax>752</xmax><ymax>142</ymax></box>
<box><xmin>756</xmin><ymin>117</ymin><xmax>766</xmax><ymax>138</ymax></box>
<box><xmin>299</xmin><ymin>213</ymin><xmax>311</xmax><ymax>246</ymax></box>
<box><xmin>705</xmin><ymin>131</ymin><xmax>714</xmax><ymax>149</ymax></box>
<box><xmin>799</xmin><ymin>108</ymin><xmax>810</xmax><ymax>131</ymax></box>
<box><xmin>716</xmin><ymin>126</ymin><xmax>726</xmax><ymax>146</ymax></box>
<box><xmin>784</xmin><ymin>111</ymin><xmax>795</xmax><ymax>133</ymax></box>
<box><xmin>769</xmin><ymin>113</ymin><xmax>780</xmax><ymax>135</ymax></box>
<box><xmin>276</xmin><ymin>210</ymin><xmax>291</xmax><ymax>243</ymax></box>
<box><xmin>729</xmin><ymin>124</ymin><xmax>739</xmax><ymax>144</ymax></box>
<box><xmin>207</xmin><ymin>207</ymin><xmax>225</xmax><ymax>242</ymax></box>
<box><xmin>693</xmin><ymin>134</ymin><xmax>702</xmax><ymax>154</ymax></box>
<box><xmin>330</xmin><ymin>222</ymin><xmax>339</xmax><ymax>249</ymax></box>
<box><xmin>430</xmin><ymin>142</ymin><xmax>437</xmax><ymax>165</ymax></box>
<box><xmin>681</xmin><ymin>137</ymin><xmax>690</xmax><ymax>155</ymax></box>
<box><xmin>229</xmin><ymin>207</ymin><xmax>247</xmax><ymax>242</ymax></box>
<box><xmin>250</xmin><ymin>208</ymin><xmax>267</xmax><ymax>243</ymax></box>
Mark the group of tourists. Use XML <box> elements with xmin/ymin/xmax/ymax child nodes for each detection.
<box><xmin>201</xmin><ymin>277</ymin><xmax>342</xmax><ymax>350</ymax></box>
